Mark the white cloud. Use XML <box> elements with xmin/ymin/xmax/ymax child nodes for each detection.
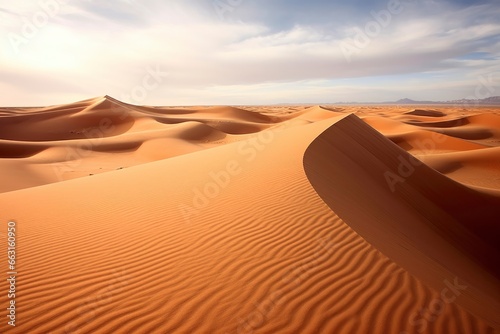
<box><xmin>0</xmin><ymin>0</ymin><xmax>499</xmax><ymax>105</ymax></box>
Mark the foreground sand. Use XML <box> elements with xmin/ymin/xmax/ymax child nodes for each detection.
<box><xmin>0</xmin><ymin>97</ymin><xmax>499</xmax><ymax>333</ymax></box>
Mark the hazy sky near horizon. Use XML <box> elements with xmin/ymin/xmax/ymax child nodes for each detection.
<box><xmin>1</xmin><ymin>0</ymin><xmax>499</xmax><ymax>106</ymax></box>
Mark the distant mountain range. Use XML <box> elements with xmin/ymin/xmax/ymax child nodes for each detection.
<box><xmin>334</xmin><ymin>96</ymin><xmax>500</xmax><ymax>105</ymax></box>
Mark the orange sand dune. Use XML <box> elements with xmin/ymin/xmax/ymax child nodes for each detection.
<box><xmin>304</xmin><ymin>114</ymin><xmax>500</xmax><ymax>328</ymax></box>
<box><xmin>405</xmin><ymin>109</ymin><xmax>447</xmax><ymax>117</ymax></box>
<box><xmin>0</xmin><ymin>96</ymin><xmax>290</xmax><ymax>193</ymax></box>
<box><xmin>363</xmin><ymin>116</ymin><xmax>488</xmax><ymax>153</ymax></box>
<box><xmin>0</xmin><ymin>99</ymin><xmax>499</xmax><ymax>333</ymax></box>
<box><xmin>421</xmin><ymin>147</ymin><xmax>500</xmax><ymax>189</ymax></box>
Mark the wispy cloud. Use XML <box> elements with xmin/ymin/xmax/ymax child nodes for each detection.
<box><xmin>1</xmin><ymin>0</ymin><xmax>499</xmax><ymax>105</ymax></box>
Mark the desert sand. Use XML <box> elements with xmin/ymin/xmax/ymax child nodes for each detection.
<box><xmin>0</xmin><ymin>96</ymin><xmax>499</xmax><ymax>333</ymax></box>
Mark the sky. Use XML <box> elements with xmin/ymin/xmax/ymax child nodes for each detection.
<box><xmin>1</xmin><ymin>0</ymin><xmax>499</xmax><ymax>106</ymax></box>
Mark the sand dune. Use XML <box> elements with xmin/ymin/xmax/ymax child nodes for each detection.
<box><xmin>421</xmin><ymin>147</ymin><xmax>500</xmax><ymax>189</ymax></box>
<box><xmin>0</xmin><ymin>99</ymin><xmax>499</xmax><ymax>333</ymax></box>
<box><xmin>405</xmin><ymin>109</ymin><xmax>447</xmax><ymax>117</ymax></box>
<box><xmin>304</xmin><ymin>115</ymin><xmax>500</xmax><ymax>326</ymax></box>
<box><xmin>0</xmin><ymin>96</ymin><xmax>286</xmax><ymax>192</ymax></box>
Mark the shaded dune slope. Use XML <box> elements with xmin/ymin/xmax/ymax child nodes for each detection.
<box><xmin>405</xmin><ymin>109</ymin><xmax>447</xmax><ymax>117</ymax></box>
<box><xmin>304</xmin><ymin>114</ymin><xmax>500</xmax><ymax>329</ymax></box>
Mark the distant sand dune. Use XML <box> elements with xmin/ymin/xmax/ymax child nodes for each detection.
<box><xmin>0</xmin><ymin>97</ymin><xmax>286</xmax><ymax>192</ymax></box>
<box><xmin>403</xmin><ymin>116</ymin><xmax>471</xmax><ymax>128</ymax></box>
<box><xmin>405</xmin><ymin>109</ymin><xmax>447</xmax><ymax>117</ymax></box>
<box><xmin>421</xmin><ymin>147</ymin><xmax>500</xmax><ymax>189</ymax></box>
